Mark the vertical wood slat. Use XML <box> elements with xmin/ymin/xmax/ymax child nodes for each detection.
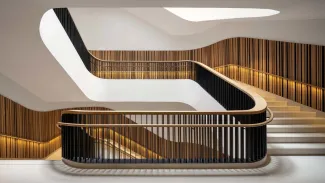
<box><xmin>0</xmin><ymin>94</ymin><xmax>108</xmax><ymax>159</ymax></box>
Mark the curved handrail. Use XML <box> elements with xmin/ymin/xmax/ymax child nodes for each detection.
<box><xmin>59</xmin><ymin>107</ymin><xmax>272</xmax><ymax>165</ymax></box>
<box><xmin>89</xmin><ymin>57</ymin><xmax>267</xmax><ymax>114</ymax></box>
<box><xmin>59</xmin><ymin>108</ymin><xmax>273</xmax><ymax>128</ymax></box>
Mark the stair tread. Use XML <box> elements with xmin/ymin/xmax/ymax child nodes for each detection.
<box><xmin>273</xmin><ymin>111</ymin><xmax>315</xmax><ymax>113</ymax></box>
<box><xmin>269</xmin><ymin>106</ymin><xmax>299</xmax><ymax>107</ymax></box>
<box><xmin>268</xmin><ymin>124</ymin><xmax>325</xmax><ymax>128</ymax></box>
<box><xmin>273</xmin><ymin>117</ymin><xmax>325</xmax><ymax>120</ymax></box>
<box><xmin>267</xmin><ymin>133</ymin><xmax>325</xmax><ymax>137</ymax></box>
<box><xmin>268</xmin><ymin>143</ymin><xmax>325</xmax><ymax>149</ymax></box>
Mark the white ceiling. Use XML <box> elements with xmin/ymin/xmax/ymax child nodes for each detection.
<box><xmin>67</xmin><ymin>0</ymin><xmax>325</xmax><ymax>50</ymax></box>
<box><xmin>124</xmin><ymin>1</ymin><xmax>325</xmax><ymax>36</ymax></box>
<box><xmin>69</xmin><ymin>4</ymin><xmax>325</xmax><ymax>50</ymax></box>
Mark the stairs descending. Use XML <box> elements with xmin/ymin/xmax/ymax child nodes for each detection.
<box><xmin>239</xmin><ymin>82</ymin><xmax>325</xmax><ymax>155</ymax></box>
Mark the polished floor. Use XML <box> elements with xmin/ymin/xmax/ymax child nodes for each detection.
<box><xmin>0</xmin><ymin>156</ymin><xmax>324</xmax><ymax>183</ymax></box>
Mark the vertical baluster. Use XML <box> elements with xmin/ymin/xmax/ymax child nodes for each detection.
<box><xmin>172</xmin><ymin>115</ymin><xmax>176</xmax><ymax>163</ymax></box>
<box><xmin>150</xmin><ymin>114</ymin><xmax>154</xmax><ymax>163</ymax></box>
<box><xmin>229</xmin><ymin>115</ymin><xmax>234</xmax><ymax>163</ymax></box>
<box><xmin>208</xmin><ymin>115</ymin><xmax>211</xmax><ymax>163</ymax></box>
<box><xmin>145</xmin><ymin>114</ymin><xmax>148</xmax><ymax>162</ymax></box>
<box><xmin>223</xmin><ymin>115</ymin><xmax>228</xmax><ymax>163</ymax></box>
<box><xmin>156</xmin><ymin>115</ymin><xmax>159</xmax><ymax>161</ymax></box>
<box><xmin>137</xmin><ymin>115</ymin><xmax>140</xmax><ymax>162</ymax></box>
<box><xmin>102</xmin><ymin>119</ymin><xmax>105</xmax><ymax>163</ymax></box>
<box><xmin>129</xmin><ymin>115</ymin><xmax>131</xmax><ymax>163</ymax></box>
<box><xmin>178</xmin><ymin>114</ymin><xmax>181</xmax><ymax>162</ymax></box>
<box><xmin>90</xmin><ymin>114</ymin><xmax>93</xmax><ymax>162</ymax></box>
<box><xmin>234</xmin><ymin>117</ymin><xmax>239</xmax><ymax>163</ymax></box>
<box><xmin>212</xmin><ymin>115</ymin><xmax>215</xmax><ymax>162</ymax></box>
<box><xmin>195</xmin><ymin>114</ymin><xmax>198</xmax><ymax>163</ymax></box>
<box><xmin>184</xmin><ymin>115</ymin><xmax>187</xmax><ymax>163</ymax></box>
<box><xmin>123</xmin><ymin>115</ymin><xmax>127</xmax><ymax>163</ymax></box>
<box><xmin>167</xmin><ymin>114</ymin><xmax>170</xmax><ymax>163</ymax></box>
<box><xmin>162</xmin><ymin>114</ymin><xmax>165</xmax><ymax>163</ymax></box>
<box><xmin>218</xmin><ymin>115</ymin><xmax>222</xmax><ymax>162</ymax></box>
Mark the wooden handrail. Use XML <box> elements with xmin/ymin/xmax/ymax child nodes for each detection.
<box><xmin>58</xmin><ymin>108</ymin><xmax>273</xmax><ymax>128</ymax></box>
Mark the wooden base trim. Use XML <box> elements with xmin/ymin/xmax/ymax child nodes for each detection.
<box><xmin>62</xmin><ymin>155</ymin><xmax>270</xmax><ymax>169</ymax></box>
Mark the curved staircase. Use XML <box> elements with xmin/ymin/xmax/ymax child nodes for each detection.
<box><xmin>239</xmin><ymin>82</ymin><xmax>325</xmax><ymax>155</ymax></box>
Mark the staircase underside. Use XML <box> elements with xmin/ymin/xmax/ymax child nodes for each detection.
<box><xmin>239</xmin><ymin>82</ymin><xmax>325</xmax><ymax>155</ymax></box>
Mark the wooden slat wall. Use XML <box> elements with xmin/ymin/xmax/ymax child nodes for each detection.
<box><xmin>90</xmin><ymin>38</ymin><xmax>228</xmax><ymax>67</ymax></box>
<box><xmin>90</xmin><ymin>37</ymin><xmax>325</xmax><ymax>112</ymax></box>
<box><xmin>227</xmin><ymin>38</ymin><xmax>325</xmax><ymax>89</ymax></box>
<box><xmin>0</xmin><ymin>135</ymin><xmax>61</xmax><ymax>159</ymax></box>
<box><xmin>0</xmin><ymin>94</ymin><xmax>108</xmax><ymax>159</ymax></box>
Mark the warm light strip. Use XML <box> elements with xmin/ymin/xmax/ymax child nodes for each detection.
<box><xmin>164</xmin><ymin>8</ymin><xmax>280</xmax><ymax>22</ymax></box>
<box><xmin>215</xmin><ymin>64</ymin><xmax>325</xmax><ymax>90</ymax></box>
<box><xmin>0</xmin><ymin>134</ymin><xmax>60</xmax><ymax>144</ymax></box>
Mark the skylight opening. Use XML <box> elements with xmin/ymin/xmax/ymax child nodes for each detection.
<box><xmin>164</xmin><ymin>8</ymin><xmax>280</xmax><ymax>22</ymax></box>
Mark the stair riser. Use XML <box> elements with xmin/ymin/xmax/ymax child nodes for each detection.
<box><xmin>273</xmin><ymin>112</ymin><xmax>316</xmax><ymax>117</ymax></box>
<box><xmin>267</xmin><ymin>102</ymin><xmax>288</xmax><ymax>106</ymax></box>
<box><xmin>263</xmin><ymin>96</ymin><xmax>277</xmax><ymax>99</ymax></box>
<box><xmin>267</xmin><ymin>127</ymin><xmax>325</xmax><ymax>133</ymax></box>
<box><xmin>268</xmin><ymin>148</ymin><xmax>325</xmax><ymax>155</ymax></box>
<box><xmin>269</xmin><ymin>106</ymin><xmax>300</xmax><ymax>111</ymax></box>
<box><xmin>265</xmin><ymin>99</ymin><xmax>280</xmax><ymax>102</ymax></box>
<box><xmin>267</xmin><ymin>137</ymin><xmax>325</xmax><ymax>143</ymax></box>
<box><xmin>270</xmin><ymin>119</ymin><xmax>325</xmax><ymax>125</ymax></box>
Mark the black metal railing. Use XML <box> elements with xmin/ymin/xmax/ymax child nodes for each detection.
<box><xmin>59</xmin><ymin>110</ymin><xmax>272</xmax><ymax>165</ymax></box>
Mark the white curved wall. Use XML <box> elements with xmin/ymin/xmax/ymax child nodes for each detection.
<box><xmin>39</xmin><ymin>9</ymin><xmax>225</xmax><ymax>112</ymax></box>
<box><xmin>0</xmin><ymin>9</ymin><xmax>226</xmax><ymax>113</ymax></box>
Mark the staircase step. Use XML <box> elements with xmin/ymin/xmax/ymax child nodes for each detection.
<box><xmin>268</xmin><ymin>143</ymin><xmax>325</xmax><ymax>155</ymax></box>
<box><xmin>259</xmin><ymin>95</ymin><xmax>274</xmax><ymax>98</ymax></box>
<box><xmin>263</xmin><ymin>95</ymin><xmax>277</xmax><ymax>99</ymax></box>
<box><xmin>267</xmin><ymin>125</ymin><xmax>325</xmax><ymax>133</ymax></box>
<box><xmin>273</xmin><ymin>111</ymin><xmax>316</xmax><ymax>117</ymax></box>
<box><xmin>269</xmin><ymin>106</ymin><xmax>301</xmax><ymax>111</ymax></box>
<box><xmin>271</xmin><ymin>117</ymin><xmax>325</xmax><ymax>125</ymax></box>
<box><xmin>267</xmin><ymin>133</ymin><xmax>325</xmax><ymax>143</ymax></box>
<box><xmin>267</xmin><ymin>101</ymin><xmax>288</xmax><ymax>106</ymax></box>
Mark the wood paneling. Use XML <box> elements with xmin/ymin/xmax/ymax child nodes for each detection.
<box><xmin>0</xmin><ymin>94</ymin><xmax>108</xmax><ymax>159</ymax></box>
<box><xmin>90</xmin><ymin>37</ymin><xmax>325</xmax><ymax>112</ymax></box>
<box><xmin>0</xmin><ymin>95</ymin><xmax>61</xmax><ymax>142</ymax></box>
<box><xmin>0</xmin><ymin>135</ymin><xmax>61</xmax><ymax>159</ymax></box>
<box><xmin>216</xmin><ymin>64</ymin><xmax>325</xmax><ymax>112</ymax></box>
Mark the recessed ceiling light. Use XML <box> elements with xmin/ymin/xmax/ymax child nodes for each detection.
<box><xmin>164</xmin><ymin>8</ymin><xmax>280</xmax><ymax>22</ymax></box>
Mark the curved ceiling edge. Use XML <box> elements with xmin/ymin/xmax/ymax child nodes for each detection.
<box><xmin>38</xmin><ymin>9</ymin><xmax>223</xmax><ymax>112</ymax></box>
<box><xmin>70</xmin><ymin>7</ymin><xmax>325</xmax><ymax>50</ymax></box>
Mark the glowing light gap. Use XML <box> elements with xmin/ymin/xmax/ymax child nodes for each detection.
<box><xmin>164</xmin><ymin>8</ymin><xmax>280</xmax><ymax>22</ymax></box>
